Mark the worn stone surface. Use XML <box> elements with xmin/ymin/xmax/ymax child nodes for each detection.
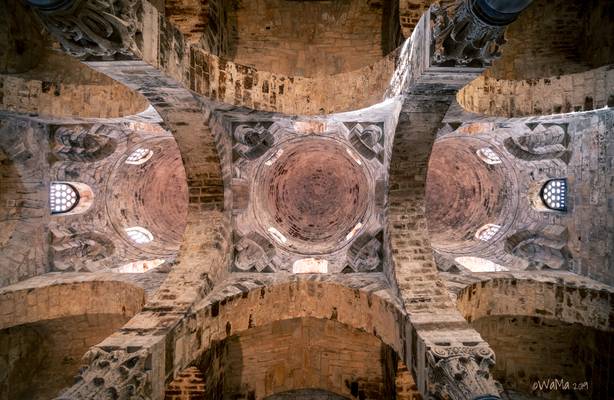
<box><xmin>474</xmin><ymin>316</ymin><xmax>613</xmax><ymax>399</ymax></box>
<box><xmin>0</xmin><ymin>313</ymin><xmax>131</xmax><ymax>400</ymax></box>
<box><xmin>0</xmin><ymin>51</ymin><xmax>149</xmax><ymax>118</ymax></box>
<box><xmin>458</xmin><ymin>66</ymin><xmax>614</xmax><ymax>117</ymax></box>
<box><xmin>192</xmin><ymin>317</ymin><xmax>399</xmax><ymax>399</ymax></box>
<box><xmin>1</xmin><ymin>1</ymin><xmax>613</xmax><ymax>400</ymax></box>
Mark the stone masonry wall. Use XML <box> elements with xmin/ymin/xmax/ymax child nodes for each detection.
<box><xmin>473</xmin><ymin>316</ymin><xmax>613</xmax><ymax>399</ymax></box>
<box><xmin>194</xmin><ymin>317</ymin><xmax>398</xmax><ymax>399</ymax></box>
<box><xmin>230</xmin><ymin>0</ymin><xmax>387</xmax><ymax>77</ymax></box>
<box><xmin>164</xmin><ymin>367</ymin><xmax>206</xmax><ymax>400</ymax></box>
<box><xmin>456</xmin><ymin>0</ymin><xmax>614</xmax><ymax>117</ymax></box>
<box><xmin>0</xmin><ymin>313</ymin><xmax>131</xmax><ymax>400</ymax></box>
<box><xmin>0</xmin><ymin>278</ymin><xmax>145</xmax><ymax>330</ymax></box>
<box><xmin>455</xmin><ymin>277</ymin><xmax>614</xmax><ymax>332</ymax></box>
<box><xmin>188</xmin><ymin>47</ymin><xmax>397</xmax><ymax>115</ymax></box>
<box><xmin>0</xmin><ymin>51</ymin><xmax>149</xmax><ymax>118</ymax></box>
<box><xmin>457</xmin><ymin>65</ymin><xmax>614</xmax><ymax>117</ymax></box>
<box><xmin>0</xmin><ymin>118</ymin><xmax>49</xmax><ymax>286</ymax></box>
<box><xmin>489</xmin><ymin>0</ymin><xmax>613</xmax><ymax>80</ymax></box>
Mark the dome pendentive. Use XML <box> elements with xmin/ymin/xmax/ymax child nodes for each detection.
<box><xmin>230</xmin><ymin>120</ymin><xmax>388</xmax><ymax>273</ymax></box>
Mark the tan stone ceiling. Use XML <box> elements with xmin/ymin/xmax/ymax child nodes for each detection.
<box><xmin>230</xmin><ymin>0</ymin><xmax>392</xmax><ymax>77</ymax></box>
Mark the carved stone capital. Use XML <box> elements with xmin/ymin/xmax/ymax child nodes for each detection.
<box><xmin>56</xmin><ymin>347</ymin><xmax>150</xmax><ymax>400</ymax></box>
<box><xmin>431</xmin><ymin>0</ymin><xmax>505</xmax><ymax>67</ymax></box>
<box><xmin>28</xmin><ymin>0</ymin><xmax>141</xmax><ymax>58</ymax></box>
<box><xmin>426</xmin><ymin>342</ymin><xmax>501</xmax><ymax>400</ymax></box>
<box><xmin>430</xmin><ymin>0</ymin><xmax>535</xmax><ymax>67</ymax></box>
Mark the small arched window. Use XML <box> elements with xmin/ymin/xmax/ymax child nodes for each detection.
<box><xmin>116</xmin><ymin>259</ymin><xmax>165</xmax><ymax>273</ymax></box>
<box><xmin>476</xmin><ymin>147</ymin><xmax>502</xmax><ymax>165</ymax></box>
<box><xmin>125</xmin><ymin>148</ymin><xmax>153</xmax><ymax>165</ymax></box>
<box><xmin>50</xmin><ymin>182</ymin><xmax>80</xmax><ymax>214</ymax></box>
<box><xmin>540</xmin><ymin>179</ymin><xmax>567</xmax><ymax>211</ymax></box>
<box><xmin>267</xmin><ymin>226</ymin><xmax>287</xmax><ymax>244</ymax></box>
<box><xmin>455</xmin><ymin>256</ymin><xmax>508</xmax><ymax>272</ymax></box>
<box><xmin>125</xmin><ymin>227</ymin><xmax>154</xmax><ymax>244</ymax></box>
<box><xmin>475</xmin><ymin>224</ymin><xmax>501</xmax><ymax>242</ymax></box>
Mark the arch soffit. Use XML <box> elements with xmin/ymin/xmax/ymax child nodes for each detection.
<box><xmin>0</xmin><ymin>277</ymin><xmax>146</xmax><ymax>330</ymax></box>
<box><xmin>455</xmin><ymin>276</ymin><xmax>614</xmax><ymax>332</ymax></box>
<box><xmin>158</xmin><ymin>276</ymin><xmax>409</xmax><ymax>372</ymax></box>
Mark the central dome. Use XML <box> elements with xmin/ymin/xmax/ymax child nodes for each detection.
<box><xmin>253</xmin><ymin>137</ymin><xmax>371</xmax><ymax>255</ymax></box>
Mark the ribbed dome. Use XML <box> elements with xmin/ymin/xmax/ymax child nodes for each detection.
<box><xmin>426</xmin><ymin>136</ymin><xmax>519</xmax><ymax>254</ymax></box>
<box><xmin>253</xmin><ymin>137</ymin><xmax>371</xmax><ymax>255</ymax></box>
<box><xmin>104</xmin><ymin>137</ymin><xmax>188</xmax><ymax>256</ymax></box>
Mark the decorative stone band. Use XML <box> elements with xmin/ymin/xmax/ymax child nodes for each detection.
<box><xmin>430</xmin><ymin>0</ymin><xmax>533</xmax><ymax>67</ymax></box>
<box><xmin>26</xmin><ymin>0</ymin><xmax>141</xmax><ymax>58</ymax></box>
<box><xmin>426</xmin><ymin>343</ymin><xmax>501</xmax><ymax>400</ymax></box>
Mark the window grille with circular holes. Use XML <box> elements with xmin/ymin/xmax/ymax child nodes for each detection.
<box><xmin>125</xmin><ymin>148</ymin><xmax>153</xmax><ymax>165</ymax></box>
<box><xmin>50</xmin><ymin>182</ymin><xmax>79</xmax><ymax>214</ymax></box>
<box><xmin>475</xmin><ymin>224</ymin><xmax>501</xmax><ymax>242</ymax></box>
<box><xmin>476</xmin><ymin>147</ymin><xmax>502</xmax><ymax>165</ymax></box>
<box><xmin>125</xmin><ymin>227</ymin><xmax>154</xmax><ymax>244</ymax></box>
<box><xmin>540</xmin><ymin>179</ymin><xmax>567</xmax><ymax>211</ymax></box>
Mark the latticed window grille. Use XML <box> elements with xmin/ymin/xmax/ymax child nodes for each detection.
<box><xmin>541</xmin><ymin>179</ymin><xmax>567</xmax><ymax>211</ymax></box>
<box><xmin>50</xmin><ymin>182</ymin><xmax>79</xmax><ymax>214</ymax></box>
<box><xmin>125</xmin><ymin>227</ymin><xmax>154</xmax><ymax>244</ymax></box>
<box><xmin>125</xmin><ymin>148</ymin><xmax>153</xmax><ymax>165</ymax></box>
<box><xmin>476</xmin><ymin>147</ymin><xmax>502</xmax><ymax>165</ymax></box>
<box><xmin>475</xmin><ymin>224</ymin><xmax>501</xmax><ymax>242</ymax></box>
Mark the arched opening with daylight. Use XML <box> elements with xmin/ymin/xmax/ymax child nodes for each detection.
<box><xmin>0</xmin><ymin>0</ymin><xmax>613</xmax><ymax>399</ymax></box>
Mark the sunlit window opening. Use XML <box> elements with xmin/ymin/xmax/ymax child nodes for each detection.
<box><xmin>50</xmin><ymin>182</ymin><xmax>79</xmax><ymax>214</ymax></box>
<box><xmin>475</xmin><ymin>224</ymin><xmax>501</xmax><ymax>241</ymax></box>
<box><xmin>116</xmin><ymin>259</ymin><xmax>165</xmax><ymax>273</ymax></box>
<box><xmin>292</xmin><ymin>258</ymin><xmax>329</xmax><ymax>273</ymax></box>
<box><xmin>125</xmin><ymin>226</ymin><xmax>154</xmax><ymax>244</ymax></box>
<box><xmin>455</xmin><ymin>256</ymin><xmax>509</xmax><ymax>272</ymax></box>
<box><xmin>125</xmin><ymin>148</ymin><xmax>154</xmax><ymax>165</ymax></box>
<box><xmin>476</xmin><ymin>147</ymin><xmax>502</xmax><ymax>165</ymax></box>
<box><xmin>541</xmin><ymin>179</ymin><xmax>567</xmax><ymax>211</ymax></box>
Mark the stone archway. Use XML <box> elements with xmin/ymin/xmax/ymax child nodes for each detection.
<box><xmin>0</xmin><ymin>277</ymin><xmax>146</xmax><ymax>399</ymax></box>
<box><xmin>454</xmin><ymin>276</ymin><xmax>614</xmax><ymax>398</ymax></box>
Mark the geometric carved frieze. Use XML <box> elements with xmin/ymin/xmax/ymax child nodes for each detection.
<box><xmin>345</xmin><ymin>230</ymin><xmax>384</xmax><ymax>273</ymax></box>
<box><xmin>232</xmin><ymin>122</ymin><xmax>275</xmax><ymax>161</ymax></box>
<box><xmin>27</xmin><ymin>0</ymin><xmax>141</xmax><ymax>59</ymax></box>
<box><xmin>230</xmin><ymin>118</ymin><xmax>388</xmax><ymax>273</ymax></box>
<box><xmin>346</xmin><ymin>122</ymin><xmax>385</xmax><ymax>164</ymax></box>
<box><xmin>233</xmin><ymin>231</ymin><xmax>276</xmax><ymax>272</ymax></box>
<box><xmin>51</xmin><ymin>124</ymin><xmax>121</xmax><ymax>162</ymax></box>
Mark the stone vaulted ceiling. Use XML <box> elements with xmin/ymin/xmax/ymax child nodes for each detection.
<box><xmin>231</xmin><ymin>119</ymin><xmax>387</xmax><ymax>273</ymax></box>
<box><xmin>0</xmin><ymin>0</ymin><xmax>613</xmax><ymax>399</ymax></box>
